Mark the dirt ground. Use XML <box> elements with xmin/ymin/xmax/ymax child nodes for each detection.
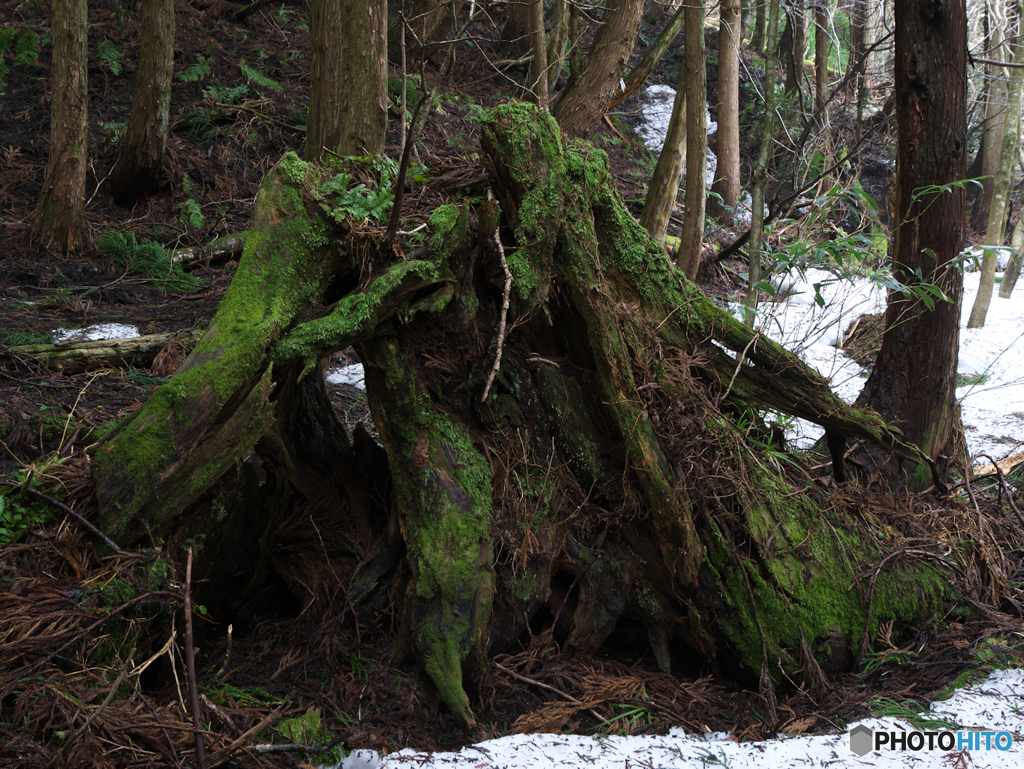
<box><xmin>1</xmin><ymin>2</ymin><xmax>1023</xmax><ymax>767</ymax></box>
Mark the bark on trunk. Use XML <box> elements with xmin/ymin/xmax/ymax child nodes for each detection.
<box><xmin>29</xmin><ymin>0</ymin><xmax>88</xmax><ymax>254</ymax></box>
<box><xmin>306</xmin><ymin>0</ymin><xmax>388</xmax><ymax>161</ymax></box>
<box><xmin>854</xmin><ymin>0</ymin><xmax>966</xmax><ymax>487</ymax></box>
<box><xmin>709</xmin><ymin>0</ymin><xmax>742</xmax><ymax>220</ymax></box>
<box><xmin>639</xmin><ymin>85</ymin><xmax>686</xmax><ymax>245</ymax></box>
<box><xmin>969</xmin><ymin>1</ymin><xmax>1024</xmax><ymax>328</ymax></box>
<box><xmin>608</xmin><ymin>4</ymin><xmax>685</xmax><ymax>110</ymax></box>
<box><xmin>676</xmin><ymin>0</ymin><xmax>707</xmax><ymax>279</ymax></box>
<box><xmin>94</xmin><ymin>105</ymin><xmax>951</xmax><ymax>733</ymax></box>
<box><xmin>551</xmin><ymin>0</ymin><xmax>644</xmax><ymax>139</ymax></box>
<box><xmin>107</xmin><ymin>0</ymin><xmax>175</xmax><ymax>207</ymax></box>
<box><xmin>782</xmin><ymin>0</ymin><xmax>806</xmax><ymax>96</ymax></box>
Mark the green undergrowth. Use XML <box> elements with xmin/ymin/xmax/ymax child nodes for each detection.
<box><xmin>867</xmin><ymin>697</ymin><xmax>960</xmax><ymax>731</ymax></box>
<box><xmin>98</xmin><ymin>231</ymin><xmax>206</xmax><ymax>293</ymax></box>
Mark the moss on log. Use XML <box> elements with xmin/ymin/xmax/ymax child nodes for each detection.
<box><xmin>94</xmin><ymin>104</ymin><xmax>965</xmax><ymax>730</ymax></box>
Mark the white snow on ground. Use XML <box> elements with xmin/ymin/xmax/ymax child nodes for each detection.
<box><xmin>749</xmin><ymin>264</ymin><xmax>1024</xmax><ymax>462</ymax></box>
<box><xmin>324</xmin><ymin>262</ymin><xmax>1024</xmax><ymax>463</ymax></box>
<box><xmin>637</xmin><ymin>86</ymin><xmax>718</xmax><ymax>189</ymax></box>
<box><xmin>52</xmin><ymin>323</ymin><xmax>140</xmax><ymax>342</ymax></box>
<box><xmin>326</xmin><ymin>363</ymin><xmax>366</xmax><ymax>390</ymax></box>
<box><xmin>334</xmin><ymin>669</ymin><xmax>1024</xmax><ymax>769</ymax></box>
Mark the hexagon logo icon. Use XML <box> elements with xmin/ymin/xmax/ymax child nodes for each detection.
<box><xmin>849</xmin><ymin>724</ymin><xmax>874</xmax><ymax>756</ymax></box>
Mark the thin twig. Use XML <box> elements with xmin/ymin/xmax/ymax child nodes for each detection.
<box><xmin>0</xmin><ymin>480</ymin><xmax>119</xmax><ymax>552</ymax></box>
<box><xmin>184</xmin><ymin>548</ymin><xmax>207</xmax><ymax>769</ymax></box>
<box><xmin>482</xmin><ymin>217</ymin><xmax>512</xmax><ymax>402</ymax></box>
<box><xmin>64</xmin><ymin>653</ymin><xmax>132</xmax><ymax>748</ymax></box>
<box><xmin>206</xmin><ymin>701</ymin><xmax>290</xmax><ymax>768</ymax></box>
<box><xmin>492</xmin><ymin>662</ymin><xmax>604</xmax><ymax>722</ymax></box>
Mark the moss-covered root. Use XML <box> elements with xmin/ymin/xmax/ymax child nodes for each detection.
<box><xmin>94</xmin><ymin>153</ymin><xmax>340</xmax><ymax>541</ymax></box>
<box><xmin>362</xmin><ymin>341</ymin><xmax>494</xmax><ymax>728</ymax></box>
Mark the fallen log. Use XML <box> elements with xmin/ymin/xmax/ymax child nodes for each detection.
<box><xmin>1</xmin><ymin>331</ymin><xmax>202</xmax><ymax>375</ymax></box>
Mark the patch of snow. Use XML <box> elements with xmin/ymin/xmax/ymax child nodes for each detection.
<box><xmin>964</xmin><ymin>245</ymin><xmax>1015</xmax><ymax>272</ymax></box>
<box><xmin>329</xmin><ymin>669</ymin><xmax>1024</xmax><ymax>769</ymax></box>
<box><xmin>326</xmin><ymin>363</ymin><xmax>366</xmax><ymax>390</ymax></box>
<box><xmin>638</xmin><ymin>87</ymin><xmax>718</xmax><ymax>189</ymax></box>
<box><xmin>52</xmin><ymin>324</ymin><xmax>140</xmax><ymax>343</ymax></box>
<box><xmin>745</xmin><ymin>266</ymin><xmax>1024</xmax><ymax>462</ymax></box>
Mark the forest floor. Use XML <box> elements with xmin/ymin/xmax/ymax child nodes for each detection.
<box><xmin>1</xmin><ymin>2</ymin><xmax>1022</xmax><ymax>767</ymax></box>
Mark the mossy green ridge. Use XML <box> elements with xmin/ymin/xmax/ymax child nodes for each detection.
<box><xmin>360</xmin><ymin>340</ymin><xmax>493</xmax><ymax>728</ymax></box>
<box><xmin>94</xmin><ymin>153</ymin><xmax>341</xmax><ymax>540</ymax></box>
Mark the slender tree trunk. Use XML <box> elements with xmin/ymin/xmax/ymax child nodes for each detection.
<box><xmin>970</xmin><ymin>1</ymin><xmax>1024</xmax><ymax>327</ymax></box>
<box><xmin>973</xmin><ymin>0</ymin><xmax>1006</xmax><ymax>230</ymax></box>
<box><xmin>306</xmin><ymin>0</ymin><xmax>388</xmax><ymax>162</ymax></box>
<box><xmin>676</xmin><ymin>0</ymin><xmax>707</xmax><ymax>279</ymax></box>
<box><xmin>108</xmin><ymin>0</ymin><xmax>175</xmax><ymax>208</ymax></box>
<box><xmin>850</xmin><ymin>0</ymin><xmax>870</xmax><ymax>145</ymax></box>
<box><xmin>782</xmin><ymin>0</ymin><xmax>806</xmax><ymax>95</ymax></box>
<box><xmin>528</xmin><ymin>0</ymin><xmax>549</xmax><ymax>107</ymax></box>
<box><xmin>551</xmin><ymin>0</ymin><xmax>644</xmax><ymax>139</ymax></box>
<box><xmin>639</xmin><ymin>88</ymin><xmax>686</xmax><ymax>244</ymax></box>
<box><xmin>502</xmin><ymin>0</ymin><xmax>531</xmax><ymax>54</ymax></box>
<box><xmin>546</xmin><ymin>0</ymin><xmax>570</xmax><ymax>91</ymax></box>
<box><xmin>745</xmin><ymin>0</ymin><xmax>782</xmax><ymax>324</ymax></box>
<box><xmin>389</xmin><ymin>0</ymin><xmax>450</xmax><ymax>63</ymax></box>
<box><xmin>813</xmin><ymin>0</ymin><xmax>828</xmax><ymax>121</ymax></box>
<box><xmin>1001</xmin><ymin>217</ymin><xmax>1024</xmax><ymax>297</ymax></box>
<box><xmin>710</xmin><ymin>0</ymin><xmax>743</xmax><ymax>220</ymax></box>
<box><xmin>29</xmin><ymin>0</ymin><xmax>88</xmax><ymax>254</ymax></box>
<box><xmin>752</xmin><ymin>0</ymin><xmax>768</xmax><ymax>52</ymax></box>
<box><xmin>855</xmin><ymin>0</ymin><xmax>966</xmax><ymax>487</ymax></box>
<box><xmin>609</xmin><ymin>4</ymin><xmax>686</xmax><ymax>110</ymax></box>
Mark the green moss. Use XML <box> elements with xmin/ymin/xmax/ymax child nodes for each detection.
<box><xmin>278</xmin><ymin>151</ymin><xmax>309</xmax><ymax>185</ymax></box>
<box><xmin>101</xmin><ymin>578</ymin><xmax>136</xmax><ymax>605</ymax></box>
<box><xmin>274</xmin><ymin>259</ymin><xmax>441</xmax><ymax>374</ymax></box>
<box><xmin>701</xmin><ymin>473</ymin><xmax>955</xmax><ymax>677</ymax></box>
<box><xmin>146</xmin><ymin>558</ymin><xmax>171</xmax><ymax>592</ymax></box>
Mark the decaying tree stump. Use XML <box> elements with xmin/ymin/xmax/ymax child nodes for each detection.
<box><xmin>93</xmin><ymin>104</ymin><xmax>960</xmax><ymax>729</ymax></box>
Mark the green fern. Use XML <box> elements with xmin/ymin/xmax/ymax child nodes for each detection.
<box><xmin>97</xmin><ymin>40</ymin><xmax>124</xmax><ymax>76</ymax></box>
<box><xmin>13</xmin><ymin>30</ymin><xmax>40</xmax><ymax>68</ymax></box>
<box><xmin>178</xmin><ymin>54</ymin><xmax>212</xmax><ymax>83</ymax></box>
<box><xmin>238</xmin><ymin>59</ymin><xmax>283</xmax><ymax>93</ymax></box>
<box><xmin>98</xmin><ymin>231</ymin><xmax>205</xmax><ymax>293</ymax></box>
<box><xmin>0</xmin><ymin>29</ymin><xmax>41</xmax><ymax>92</ymax></box>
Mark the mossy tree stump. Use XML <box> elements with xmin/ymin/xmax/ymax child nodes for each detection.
<box><xmin>94</xmin><ymin>104</ymin><xmax>958</xmax><ymax>729</ymax></box>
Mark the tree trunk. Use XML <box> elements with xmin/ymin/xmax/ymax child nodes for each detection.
<box><xmin>107</xmin><ymin>0</ymin><xmax>175</xmax><ymax>208</ymax></box>
<box><xmin>972</xmin><ymin>0</ymin><xmax>1006</xmax><ymax>231</ymax></box>
<box><xmin>528</xmin><ymin>0</ymin><xmax>549</xmax><ymax>107</ymax></box>
<box><xmin>850</xmin><ymin>0</ymin><xmax>870</xmax><ymax>145</ymax></box>
<box><xmin>502</xmin><ymin>0</ymin><xmax>531</xmax><ymax>55</ymax></box>
<box><xmin>306</xmin><ymin>0</ymin><xmax>388</xmax><ymax>162</ymax></box>
<box><xmin>551</xmin><ymin>0</ymin><xmax>644</xmax><ymax>139</ymax></box>
<box><xmin>969</xmin><ymin>1</ymin><xmax>1024</xmax><ymax>328</ymax></box>
<box><xmin>608</xmin><ymin>4</ymin><xmax>686</xmax><ymax>110</ymax></box>
<box><xmin>752</xmin><ymin>0</ymin><xmax>768</xmax><ymax>53</ymax></box>
<box><xmin>746</xmin><ymin>0</ymin><xmax>782</xmax><ymax>323</ymax></box>
<box><xmin>854</xmin><ymin>0</ymin><xmax>966</xmax><ymax>487</ymax></box>
<box><xmin>29</xmin><ymin>0</ymin><xmax>88</xmax><ymax>254</ymax></box>
<box><xmin>676</xmin><ymin>0</ymin><xmax>707</xmax><ymax>279</ymax></box>
<box><xmin>389</xmin><ymin>0</ymin><xmax>450</xmax><ymax>64</ymax></box>
<box><xmin>813</xmin><ymin>0</ymin><xmax>828</xmax><ymax>122</ymax></box>
<box><xmin>1000</xmin><ymin>217</ymin><xmax>1024</xmax><ymax>297</ymax></box>
<box><xmin>782</xmin><ymin>0</ymin><xmax>806</xmax><ymax>96</ymax></box>
<box><xmin>710</xmin><ymin>0</ymin><xmax>742</xmax><ymax>221</ymax></box>
<box><xmin>639</xmin><ymin>85</ymin><xmax>686</xmax><ymax>245</ymax></box>
<box><xmin>94</xmin><ymin>105</ymin><xmax>949</xmax><ymax>733</ymax></box>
